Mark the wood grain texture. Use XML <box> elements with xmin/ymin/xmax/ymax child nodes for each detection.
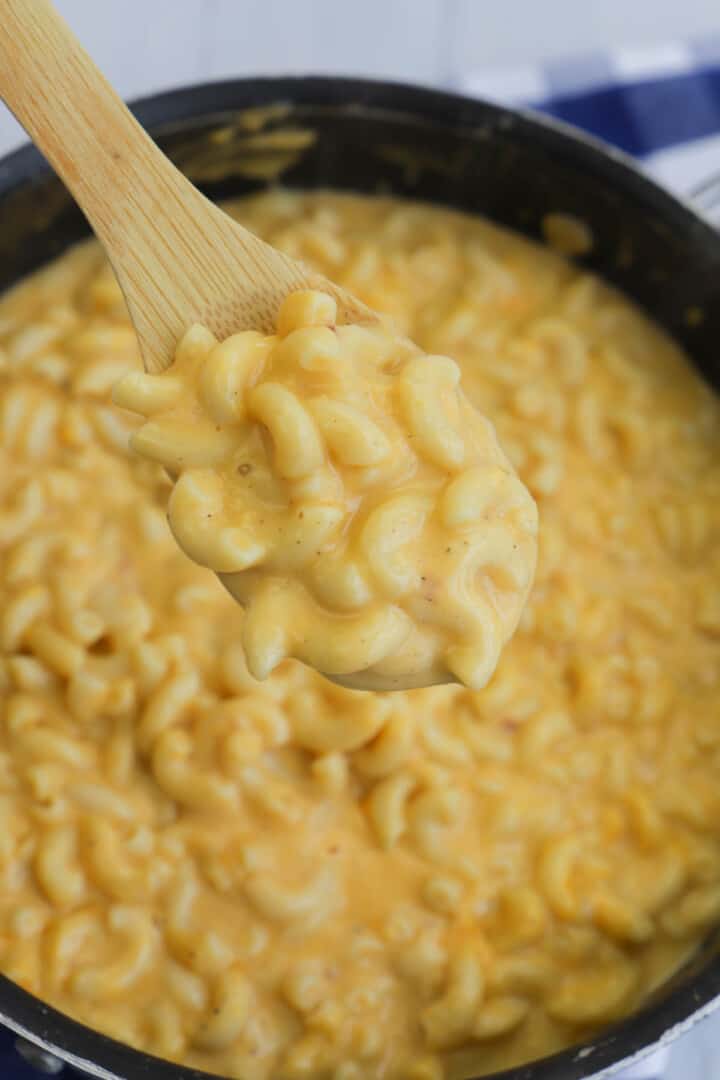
<box><xmin>0</xmin><ymin>0</ymin><xmax>375</xmax><ymax>372</ymax></box>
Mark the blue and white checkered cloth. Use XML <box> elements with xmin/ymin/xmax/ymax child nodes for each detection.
<box><xmin>2</xmin><ymin>37</ymin><xmax>720</xmax><ymax>1080</ymax></box>
<box><xmin>457</xmin><ymin>35</ymin><xmax>720</xmax><ymax>215</ymax></box>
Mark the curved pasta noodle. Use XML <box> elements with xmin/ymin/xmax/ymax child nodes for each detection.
<box><xmin>421</xmin><ymin>717</ymin><xmax>472</xmax><ymax>766</ymax></box>
<box><xmin>240</xmin><ymin>766</ymin><xmax>304</xmax><ymax>825</ymax></box>
<box><xmin>492</xmin><ymin>951</ymin><xmax>553</xmax><ymax>996</ymax></box>
<box><xmin>288</xmin><ymin>690</ymin><xmax>388</xmax><ymax>753</ymax></box>
<box><xmin>199</xmin><ymin>332</ymin><xmax>269</xmax><ymax>424</ymax></box>
<box><xmin>472</xmin><ymin>995</ymin><xmax>529</xmax><ymax>1040</ymax></box>
<box><xmin>269</xmin><ymin>503</ymin><xmax>346</xmax><ymax>567</ymax></box>
<box><xmin>538</xmin><ymin>836</ymin><xmax>583</xmax><ymax>921</ymax></box>
<box><xmin>248</xmin><ymin>382</ymin><xmax>324</xmax><ymax>480</ymax></box>
<box><xmin>281</xmin><ymin>1032</ymin><xmax>334</xmax><ymax>1078</ymax></box>
<box><xmin>131</xmin><ymin>417</ymin><xmax>241</xmax><ymax>470</ymax></box>
<box><xmin>152</xmin><ymin>730</ymin><xmax>239</xmax><ymax>813</ymax></box>
<box><xmin>69</xmin><ymin>783</ymin><xmax>137</xmax><ymax>821</ymax></box>
<box><xmin>5</xmin><ymin>692</ymin><xmax>45</xmax><ymax>733</ymax></box>
<box><xmin>17</xmin><ymin>727</ymin><xmax>94</xmax><ymax>770</ymax></box>
<box><xmin>166</xmin><ymin>961</ymin><xmax>209</xmax><ymax>1012</ymax></box>
<box><xmin>530</xmin><ymin>318</ymin><xmax>588</xmax><ymax>385</ymax></box>
<box><xmin>366</xmin><ymin>771</ymin><xmax>417</xmax><ymax>849</ymax></box>
<box><xmin>311</xmin><ymin>751</ymin><xmax>348</xmax><ymax>794</ymax></box>
<box><xmin>45</xmin><ymin>909</ymin><xmax>101</xmax><ymax>986</ymax></box>
<box><xmin>311</xmin><ymin>554</ymin><xmax>372</xmax><ymax>611</ymax></box>
<box><xmin>282</xmin><ymin>960</ymin><xmax>329</xmax><ymax>1013</ymax></box>
<box><xmin>395</xmin><ymin>927</ymin><xmax>447</xmax><ymax>990</ymax></box>
<box><xmin>519</xmin><ymin>710</ymin><xmax>574</xmax><ymax>761</ymax></box>
<box><xmin>91</xmin><ymin>403</ymin><xmax>138</xmax><ymax>454</ymax></box>
<box><xmin>112</xmin><ymin>371</ymin><xmax>184</xmax><ymax>414</ymax></box>
<box><xmin>277</xmin><ymin>289</ymin><xmax>337</xmax><ymax>337</ymax></box>
<box><xmin>244</xmin><ymin>864</ymin><xmax>340</xmax><ymax>929</ymax></box>
<box><xmin>410</xmin><ymin>789</ymin><xmax>469</xmax><ymax>873</ymax></box>
<box><xmin>1</xmin><ymin>583</ymin><xmax>50</xmax><ymax>651</ymax></box>
<box><xmin>441</xmin><ymin>464</ymin><xmax>533</xmax><ymax>530</ymax></box>
<box><xmin>421</xmin><ymin>954</ymin><xmax>485</xmax><ymax>1049</ymax></box>
<box><xmin>0</xmin><ymin>480</ymin><xmax>44</xmax><ymax>546</ymax></box>
<box><xmin>411</xmin><ymin>788</ymin><xmax>464</xmax><ymax>829</ymax></box>
<box><xmin>26</xmin><ymin>622</ymin><xmax>85</xmax><ymax>678</ymax></box>
<box><xmin>34</xmin><ymin>825</ymin><xmax>86</xmax><ymax>907</ymax></box>
<box><xmin>193</xmin><ymin>968</ymin><xmax>253</xmax><ymax>1050</ymax></box>
<box><xmin>5</xmin><ymin>533</ymin><xmax>59</xmax><ymax>585</ymax></box>
<box><xmin>353</xmin><ymin>712</ymin><xmax>416</xmax><ymax>778</ymax></box>
<box><xmin>184</xmin><ymin>930</ymin><xmax>236</xmax><ymax>978</ymax></box>
<box><xmin>70</xmin><ymin>906</ymin><xmax>157</xmax><ymax>998</ymax></box>
<box><xmin>628</xmin><ymin>855</ymin><xmax>686</xmax><ymax>915</ymax></box>
<box><xmin>397</xmin><ymin>356</ymin><xmax>465</xmax><ymax>470</ymax></box>
<box><xmin>661</xmin><ymin>884</ymin><xmax>720</xmax><ymax>938</ymax></box>
<box><xmin>422</xmin><ymin>875</ymin><xmax>464</xmax><ymax>916</ymax></box>
<box><xmin>309</xmin><ymin>396</ymin><xmax>391</xmax><ymax>466</ymax></box>
<box><xmin>145</xmin><ymin>1000</ymin><xmax>186</xmax><ymax>1058</ymax></box>
<box><xmin>236</xmin><ymin>578</ymin><xmax>413</xmax><ymax>681</ymax></box>
<box><xmin>137</xmin><ymin>669</ymin><xmax>200</xmax><ymax>751</ymax></box>
<box><xmin>592</xmin><ymin>892</ymin><xmax>654</xmax><ymax>944</ymax></box>
<box><xmin>168</xmin><ymin>471</ymin><xmax>265</xmax><ymax>574</ymax></box>
<box><xmin>360</xmin><ymin>494</ymin><xmax>431</xmax><ymax>598</ymax></box>
<box><xmin>165</xmin><ymin>866</ymin><xmax>199</xmax><ymax>948</ymax></box>
<box><xmin>495</xmin><ymin>887</ymin><xmax>548</xmax><ymax>949</ymax></box>
<box><xmin>1</xmin><ymin>385</ymin><xmax>60</xmax><ymax>458</ymax></box>
<box><xmin>444</xmin><ymin>617</ymin><xmax>503</xmax><ymax>693</ymax></box>
<box><xmin>82</xmin><ymin>819</ymin><xmax>147</xmax><ymax>901</ymax></box>
<box><xmin>547</xmin><ymin>962</ymin><xmax>636</xmax><ymax>1024</ymax></box>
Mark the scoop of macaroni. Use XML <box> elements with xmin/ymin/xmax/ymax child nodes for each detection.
<box><xmin>114</xmin><ymin>291</ymin><xmax>537</xmax><ymax>690</ymax></box>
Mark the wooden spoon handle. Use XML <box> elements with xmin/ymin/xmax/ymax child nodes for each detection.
<box><xmin>0</xmin><ymin>0</ymin><xmax>311</xmax><ymax>370</ymax></box>
<box><xmin>0</xmin><ymin>0</ymin><xmax>177</xmax><ymax>251</ymax></box>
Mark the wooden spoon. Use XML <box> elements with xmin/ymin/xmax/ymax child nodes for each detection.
<box><xmin>0</xmin><ymin>0</ymin><xmax>375</xmax><ymax>373</ymax></box>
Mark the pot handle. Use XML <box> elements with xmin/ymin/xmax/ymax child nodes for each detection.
<box><xmin>690</xmin><ymin>171</ymin><xmax>720</xmax><ymax>227</ymax></box>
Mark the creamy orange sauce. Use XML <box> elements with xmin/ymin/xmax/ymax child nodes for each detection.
<box><xmin>0</xmin><ymin>191</ymin><xmax>719</xmax><ymax>1080</ymax></box>
<box><xmin>115</xmin><ymin>289</ymin><xmax>537</xmax><ymax>692</ymax></box>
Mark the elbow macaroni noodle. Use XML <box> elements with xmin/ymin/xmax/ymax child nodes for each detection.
<box><xmin>115</xmin><ymin>291</ymin><xmax>538</xmax><ymax>692</ymax></box>
<box><xmin>0</xmin><ymin>190</ymin><xmax>719</xmax><ymax>1080</ymax></box>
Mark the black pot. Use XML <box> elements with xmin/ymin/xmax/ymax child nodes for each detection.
<box><xmin>1</xmin><ymin>76</ymin><xmax>719</xmax><ymax>1080</ymax></box>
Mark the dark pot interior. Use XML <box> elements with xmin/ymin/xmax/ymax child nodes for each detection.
<box><xmin>0</xmin><ymin>76</ymin><xmax>719</xmax><ymax>1080</ymax></box>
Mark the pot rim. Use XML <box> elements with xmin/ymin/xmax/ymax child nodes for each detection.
<box><xmin>0</xmin><ymin>73</ymin><xmax>719</xmax><ymax>1080</ymax></box>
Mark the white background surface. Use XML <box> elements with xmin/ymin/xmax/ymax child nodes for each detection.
<box><xmin>0</xmin><ymin>0</ymin><xmax>719</xmax><ymax>156</ymax></box>
<box><xmin>1</xmin><ymin>2</ymin><xmax>720</xmax><ymax>1077</ymax></box>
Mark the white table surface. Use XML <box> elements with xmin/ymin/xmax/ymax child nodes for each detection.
<box><xmin>0</xmin><ymin>2</ymin><xmax>719</xmax><ymax>1077</ymax></box>
<box><xmin>0</xmin><ymin>0</ymin><xmax>718</xmax><ymax>157</ymax></box>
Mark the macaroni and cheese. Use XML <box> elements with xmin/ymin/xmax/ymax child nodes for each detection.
<box><xmin>0</xmin><ymin>190</ymin><xmax>719</xmax><ymax>1080</ymax></box>
<box><xmin>114</xmin><ymin>292</ymin><xmax>537</xmax><ymax>691</ymax></box>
